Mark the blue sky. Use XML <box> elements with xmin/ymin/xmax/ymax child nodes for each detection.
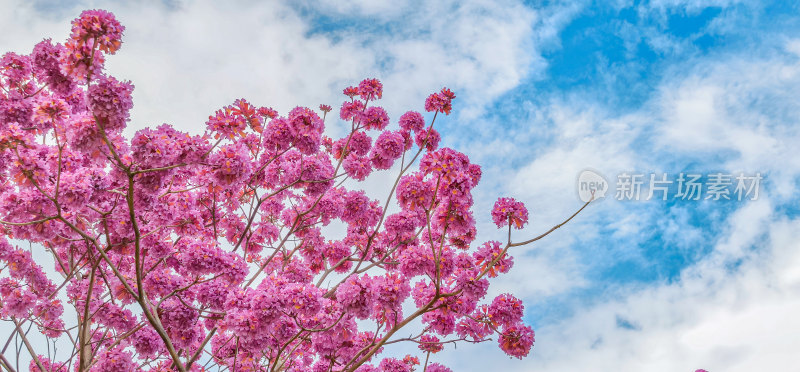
<box><xmin>3</xmin><ymin>0</ymin><xmax>800</xmax><ymax>371</ymax></box>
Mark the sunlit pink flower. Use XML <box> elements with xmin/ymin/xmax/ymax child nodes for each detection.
<box><xmin>498</xmin><ymin>324</ymin><xmax>535</xmax><ymax>359</ymax></box>
<box><xmin>491</xmin><ymin>197</ymin><xmax>529</xmax><ymax>229</ymax></box>
<box><xmin>424</xmin><ymin>87</ymin><xmax>456</xmax><ymax>115</ymax></box>
<box><xmin>358</xmin><ymin>78</ymin><xmax>383</xmax><ymax>101</ymax></box>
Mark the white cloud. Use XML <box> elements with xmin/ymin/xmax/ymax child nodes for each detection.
<box><xmin>450</xmin><ymin>34</ymin><xmax>800</xmax><ymax>372</ymax></box>
<box><xmin>527</xmin><ymin>200</ymin><xmax>799</xmax><ymax>372</ymax></box>
<box><xmin>655</xmin><ymin>49</ymin><xmax>800</xmax><ymax>200</ymax></box>
<box><xmin>430</xmin><ymin>198</ymin><xmax>800</xmax><ymax>372</ymax></box>
<box><xmin>2</xmin><ymin>0</ymin><xmax>551</xmax><ymax>135</ymax></box>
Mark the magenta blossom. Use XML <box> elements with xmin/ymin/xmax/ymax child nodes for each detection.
<box><xmin>424</xmin><ymin>87</ymin><xmax>456</xmax><ymax>115</ymax></box>
<box><xmin>491</xmin><ymin>197</ymin><xmax>529</xmax><ymax>229</ymax></box>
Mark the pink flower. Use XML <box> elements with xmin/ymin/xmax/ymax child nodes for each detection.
<box><xmin>370</xmin><ymin>152</ymin><xmax>394</xmax><ymax>170</ymax></box>
<box><xmin>422</xmin><ymin>310</ymin><xmax>456</xmax><ymax>335</ymax></box>
<box><xmin>288</xmin><ymin>106</ymin><xmax>324</xmax><ymax>134</ymax></box>
<box><xmin>209</xmin><ymin>142</ymin><xmax>253</xmax><ymax>187</ymax></box>
<box><xmin>31</xmin><ymin>39</ymin><xmax>76</xmax><ymax>95</ymax></box>
<box><xmin>288</xmin><ymin>107</ymin><xmax>323</xmax><ymax>154</ymax></box>
<box><xmin>371</xmin><ymin>273</ymin><xmax>410</xmax><ymax>312</ymax></box>
<box><xmin>378</xmin><ymin>358</ymin><xmax>412</xmax><ymax>372</ymax></box>
<box><xmin>0</xmin><ymin>98</ymin><xmax>34</xmax><ymax>129</ymax></box>
<box><xmin>348</xmin><ymin>130</ymin><xmax>373</xmax><ymax>156</ymax></box>
<box><xmin>60</xmin><ymin>10</ymin><xmax>124</xmax><ymax>81</ymax></box>
<box><xmin>336</xmin><ymin>274</ymin><xmax>374</xmax><ymax>319</ymax></box>
<box><xmin>132</xmin><ymin>327</ymin><xmax>165</xmax><ymax>358</ymax></box>
<box><xmin>498</xmin><ymin>324</ymin><xmax>535</xmax><ymax>359</ymax></box>
<box><xmin>419</xmin><ymin>148</ymin><xmax>472</xmax><ymax>184</ymax></box>
<box><xmin>396</xmin><ymin>172</ymin><xmax>435</xmax><ymax>210</ymax></box>
<box><xmin>399</xmin><ymin>110</ymin><xmax>425</xmax><ymax>132</ymax></box>
<box><xmin>60</xmin><ymin>38</ymin><xmax>105</xmax><ymax>80</ymax></box>
<box><xmin>131</xmin><ymin>124</ymin><xmax>207</xmax><ymax>169</ymax></box>
<box><xmin>0</xmin><ymin>52</ymin><xmax>32</xmax><ymax>85</ymax></box>
<box><xmin>474</xmin><ymin>240</ymin><xmax>513</xmax><ymax>278</ymax></box>
<box><xmin>418</xmin><ymin>334</ymin><xmax>443</xmax><ymax>353</ymax></box>
<box><xmin>319</xmin><ymin>104</ymin><xmax>332</xmax><ymax>113</ymax></box>
<box><xmin>454</xmin><ymin>265</ymin><xmax>488</xmax><ymax>300</ymax></box>
<box><xmin>87</xmin><ymin>75</ymin><xmax>134</xmax><ymax>131</ymax></box>
<box><xmin>491</xmin><ymin>197</ymin><xmax>529</xmax><ymax>229</ymax></box>
<box><xmin>397</xmin><ymin>244</ymin><xmax>436</xmax><ymax>277</ymax></box>
<box><xmin>358</xmin><ymin>78</ymin><xmax>383</xmax><ymax>101</ymax></box>
<box><xmin>343</xmin><ymin>154</ymin><xmax>373</xmax><ymax>181</ymax></box>
<box><xmin>343</xmin><ymin>85</ymin><xmax>359</xmax><ymax>98</ymax></box>
<box><xmin>28</xmin><ymin>357</ymin><xmax>67</xmax><ymax>372</ymax></box>
<box><xmin>341</xmin><ymin>191</ymin><xmax>382</xmax><ymax>227</ymax></box>
<box><xmin>69</xmin><ymin>9</ymin><xmax>125</xmax><ymax>54</ymax></box>
<box><xmin>362</xmin><ymin>106</ymin><xmax>389</xmax><ymax>130</ymax></box>
<box><xmin>455</xmin><ymin>312</ymin><xmax>493</xmax><ymax>341</ymax></box>
<box><xmin>94</xmin><ymin>348</ymin><xmax>136</xmax><ymax>372</ymax></box>
<box><xmin>231</xmin><ymin>98</ymin><xmax>262</xmax><ymax>131</ymax></box>
<box><xmin>64</xmin><ymin>113</ymin><xmax>104</xmax><ymax>153</ymax></box>
<box><xmin>258</xmin><ymin>106</ymin><xmax>278</xmax><ymax>118</ymax></box>
<box><xmin>0</xmin><ymin>288</ymin><xmax>36</xmax><ymax>317</ymax></box>
<box><xmin>32</xmin><ymin>97</ymin><xmax>69</xmax><ymax>129</ymax></box>
<box><xmin>207</xmin><ymin>105</ymin><xmax>248</xmax><ymax>139</ymax></box>
<box><xmin>196</xmin><ymin>280</ymin><xmax>232</xmax><ymax>310</ymax></box>
<box><xmin>384</xmin><ymin>210</ymin><xmax>423</xmax><ymax>242</ymax></box>
<box><xmin>488</xmin><ymin>294</ymin><xmax>524</xmax><ymax>326</ymax></box>
<box><xmin>426</xmin><ymin>363</ymin><xmax>453</xmax><ymax>372</ymax></box>
<box><xmin>424</xmin><ymin>87</ymin><xmax>456</xmax><ymax>115</ymax></box>
<box><xmin>264</xmin><ymin>116</ymin><xmax>293</xmax><ymax>151</ymax></box>
<box><xmin>95</xmin><ymin>303</ymin><xmax>135</xmax><ymax>331</ymax></box>
<box><xmin>373</xmin><ymin>130</ymin><xmax>405</xmax><ymax>159</ymax></box>
<box><xmin>414</xmin><ymin>127</ymin><xmax>440</xmax><ymax>151</ymax></box>
<box><xmin>340</xmin><ymin>99</ymin><xmax>365</xmax><ymax>122</ymax></box>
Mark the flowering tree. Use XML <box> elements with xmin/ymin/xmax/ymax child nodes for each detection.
<box><xmin>0</xmin><ymin>10</ymin><xmax>590</xmax><ymax>372</ymax></box>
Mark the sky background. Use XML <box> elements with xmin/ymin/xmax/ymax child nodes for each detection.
<box><xmin>2</xmin><ymin>0</ymin><xmax>800</xmax><ymax>371</ymax></box>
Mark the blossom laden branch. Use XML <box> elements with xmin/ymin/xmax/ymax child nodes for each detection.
<box><xmin>0</xmin><ymin>9</ymin><xmax>588</xmax><ymax>372</ymax></box>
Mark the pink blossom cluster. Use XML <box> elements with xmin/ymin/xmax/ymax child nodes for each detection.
<box><xmin>61</xmin><ymin>9</ymin><xmax>124</xmax><ymax>81</ymax></box>
<box><xmin>87</xmin><ymin>74</ymin><xmax>134</xmax><ymax>131</ymax></box>
<box><xmin>0</xmin><ymin>9</ymin><xmax>564</xmax><ymax>372</ymax></box>
<box><xmin>0</xmin><ymin>239</ymin><xmax>64</xmax><ymax>337</ymax></box>
<box><xmin>491</xmin><ymin>196</ymin><xmax>529</xmax><ymax>229</ymax></box>
<box><xmin>424</xmin><ymin>87</ymin><xmax>456</xmax><ymax>115</ymax></box>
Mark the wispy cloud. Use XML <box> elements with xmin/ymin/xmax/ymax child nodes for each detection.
<box><xmin>441</xmin><ymin>13</ymin><xmax>800</xmax><ymax>367</ymax></box>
